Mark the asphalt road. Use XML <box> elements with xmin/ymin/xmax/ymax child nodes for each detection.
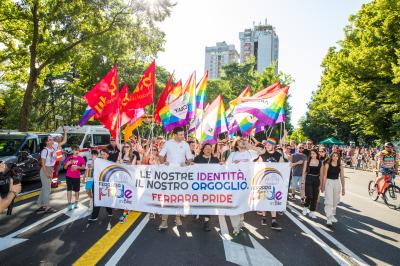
<box><xmin>0</xmin><ymin>168</ymin><xmax>399</xmax><ymax>266</ymax></box>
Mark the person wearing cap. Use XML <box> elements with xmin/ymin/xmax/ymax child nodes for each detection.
<box><xmin>257</xmin><ymin>137</ymin><xmax>284</xmax><ymax>230</ymax></box>
<box><xmin>376</xmin><ymin>142</ymin><xmax>398</xmax><ymax>177</ymax></box>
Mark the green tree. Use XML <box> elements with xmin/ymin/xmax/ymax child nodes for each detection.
<box><xmin>0</xmin><ymin>0</ymin><xmax>174</xmax><ymax>131</ymax></box>
<box><xmin>302</xmin><ymin>0</ymin><xmax>400</xmax><ymax>144</ymax></box>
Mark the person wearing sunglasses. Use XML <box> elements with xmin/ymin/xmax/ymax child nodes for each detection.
<box><xmin>290</xmin><ymin>144</ymin><xmax>307</xmax><ymax>200</ymax></box>
<box><xmin>376</xmin><ymin>142</ymin><xmax>398</xmax><ymax>179</ymax></box>
<box><xmin>318</xmin><ymin>147</ymin><xmax>328</xmax><ymax>163</ymax></box>
<box><xmin>118</xmin><ymin>142</ymin><xmax>140</xmax><ymax>223</ymax></box>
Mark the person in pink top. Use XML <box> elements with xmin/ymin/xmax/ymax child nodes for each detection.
<box><xmin>64</xmin><ymin>145</ymin><xmax>86</xmax><ymax>211</ymax></box>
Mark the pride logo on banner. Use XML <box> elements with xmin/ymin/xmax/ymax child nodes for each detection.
<box><xmin>98</xmin><ymin>165</ymin><xmax>131</xmax><ymax>182</ymax></box>
<box><xmin>252</xmin><ymin>168</ymin><xmax>283</xmax><ymax>186</ymax></box>
<box><xmin>250</xmin><ymin>167</ymin><xmax>284</xmax><ymax>202</ymax></box>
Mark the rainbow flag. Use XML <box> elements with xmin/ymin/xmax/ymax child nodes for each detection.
<box><xmin>196</xmin><ymin>71</ymin><xmax>208</xmax><ymax>110</ymax></box>
<box><xmin>188</xmin><ymin>72</ymin><xmax>208</xmax><ymax>133</ymax></box>
<box><xmin>228</xmin><ymin>86</ymin><xmax>251</xmax><ymax>112</ymax></box>
<box><xmin>234</xmin><ymin>113</ymin><xmax>258</xmax><ymax>137</ymax></box>
<box><xmin>275</xmin><ymin>107</ymin><xmax>286</xmax><ymax>124</ymax></box>
<box><xmin>184</xmin><ymin>72</ymin><xmax>196</xmax><ymax>121</ymax></box>
<box><xmin>234</xmin><ymin>87</ymin><xmax>289</xmax><ymax>132</ymax></box>
<box><xmin>79</xmin><ymin>106</ymin><xmax>95</xmax><ymax>127</ymax></box>
<box><xmin>195</xmin><ymin>95</ymin><xmax>227</xmax><ymax>144</ymax></box>
<box><xmin>166</xmin><ymin>80</ymin><xmax>183</xmax><ymax>104</ymax></box>
<box><xmin>160</xmin><ymin>89</ymin><xmax>189</xmax><ymax>132</ymax></box>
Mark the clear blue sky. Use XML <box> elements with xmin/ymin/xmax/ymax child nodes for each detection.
<box><xmin>157</xmin><ymin>0</ymin><xmax>369</xmax><ymax>127</ymax></box>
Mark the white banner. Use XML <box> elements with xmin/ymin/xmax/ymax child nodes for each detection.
<box><xmin>93</xmin><ymin>159</ymin><xmax>290</xmax><ymax>215</ymax></box>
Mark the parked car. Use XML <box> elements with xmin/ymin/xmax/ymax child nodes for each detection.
<box><xmin>0</xmin><ymin>131</ymin><xmax>41</xmax><ymax>181</ymax></box>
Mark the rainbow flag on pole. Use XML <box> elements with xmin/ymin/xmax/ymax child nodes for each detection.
<box><xmin>234</xmin><ymin>87</ymin><xmax>289</xmax><ymax>132</ymax></box>
<box><xmin>160</xmin><ymin>90</ymin><xmax>189</xmax><ymax>132</ymax></box>
<box><xmin>184</xmin><ymin>72</ymin><xmax>196</xmax><ymax>121</ymax></box>
<box><xmin>195</xmin><ymin>95</ymin><xmax>227</xmax><ymax>144</ymax></box>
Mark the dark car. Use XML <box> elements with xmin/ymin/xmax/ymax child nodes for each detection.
<box><xmin>0</xmin><ymin>132</ymin><xmax>41</xmax><ymax>181</ymax></box>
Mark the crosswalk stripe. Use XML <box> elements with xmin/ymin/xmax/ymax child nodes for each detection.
<box><xmin>72</xmin><ymin>211</ymin><xmax>142</xmax><ymax>266</ymax></box>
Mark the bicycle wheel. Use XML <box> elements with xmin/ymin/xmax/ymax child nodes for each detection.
<box><xmin>368</xmin><ymin>180</ymin><xmax>379</xmax><ymax>201</ymax></box>
<box><xmin>383</xmin><ymin>185</ymin><xmax>400</xmax><ymax>210</ymax></box>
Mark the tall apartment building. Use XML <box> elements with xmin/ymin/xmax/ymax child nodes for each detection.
<box><xmin>204</xmin><ymin>41</ymin><xmax>239</xmax><ymax>80</ymax></box>
<box><xmin>239</xmin><ymin>19</ymin><xmax>279</xmax><ymax>73</ymax></box>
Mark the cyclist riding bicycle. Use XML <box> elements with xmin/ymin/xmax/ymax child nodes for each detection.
<box><xmin>376</xmin><ymin>142</ymin><xmax>398</xmax><ymax>185</ymax></box>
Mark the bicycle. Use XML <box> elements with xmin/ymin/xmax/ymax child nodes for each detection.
<box><xmin>368</xmin><ymin>171</ymin><xmax>400</xmax><ymax>210</ymax></box>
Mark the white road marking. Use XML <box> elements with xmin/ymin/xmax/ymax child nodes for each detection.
<box><xmin>218</xmin><ymin>215</ymin><xmax>282</xmax><ymax>266</ymax></box>
<box><xmin>287</xmin><ymin>204</ymin><xmax>369</xmax><ymax>266</ymax></box>
<box><xmin>0</xmin><ymin>198</ymin><xmax>89</xmax><ymax>252</ymax></box>
<box><xmin>44</xmin><ymin>202</ymin><xmax>90</xmax><ymax>233</ymax></box>
<box><xmin>284</xmin><ymin>209</ymin><xmax>349</xmax><ymax>265</ymax></box>
<box><xmin>105</xmin><ymin>214</ymin><xmax>149</xmax><ymax>266</ymax></box>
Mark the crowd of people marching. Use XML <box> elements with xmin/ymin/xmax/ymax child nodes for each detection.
<box><xmin>27</xmin><ymin>127</ymin><xmax>397</xmax><ymax>235</ymax></box>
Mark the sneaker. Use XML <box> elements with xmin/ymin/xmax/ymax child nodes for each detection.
<box><xmin>261</xmin><ymin>218</ymin><xmax>267</xmax><ymax>225</ymax></box>
<box><xmin>158</xmin><ymin>220</ymin><xmax>168</xmax><ymax>230</ymax></box>
<box><xmin>203</xmin><ymin>221</ymin><xmax>211</xmax><ymax>232</ymax></box>
<box><xmin>119</xmin><ymin>216</ymin><xmax>126</xmax><ymax>224</ymax></box>
<box><xmin>331</xmin><ymin>216</ymin><xmax>338</xmax><ymax>223</ymax></box>
<box><xmin>74</xmin><ymin>202</ymin><xmax>79</xmax><ymax>209</ymax></box>
<box><xmin>88</xmin><ymin>218</ymin><xmax>98</xmax><ymax>223</ymax></box>
<box><xmin>175</xmin><ymin>216</ymin><xmax>182</xmax><ymax>226</ymax></box>
<box><xmin>302</xmin><ymin>207</ymin><xmax>310</xmax><ymax>216</ymax></box>
<box><xmin>67</xmin><ymin>203</ymin><xmax>73</xmax><ymax>211</ymax></box>
<box><xmin>232</xmin><ymin>229</ymin><xmax>240</xmax><ymax>236</ymax></box>
<box><xmin>326</xmin><ymin>218</ymin><xmax>333</xmax><ymax>226</ymax></box>
<box><xmin>149</xmin><ymin>213</ymin><xmax>155</xmax><ymax>220</ymax></box>
<box><xmin>309</xmin><ymin>212</ymin><xmax>317</xmax><ymax>219</ymax></box>
<box><xmin>270</xmin><ymin>221</ymin><xmax>282</xmax><ymax>231</ymax></box>
<box><xmin>278</xmin><ymin>211</ymin><xmax>284</xmax><ymax>216</ymax></box>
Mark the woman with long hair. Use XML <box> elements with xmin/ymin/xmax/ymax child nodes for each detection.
<box><xmin>301</xmin><ymin>149</ymin><xmax>324</xmax><ymax>219</ymax></box>
<box><xmin>194</xmin><ymin>143</ymin><xmax>220</xmax><ymax>231</ymax></box>
<box><xmin>321</xmin><ymin>152</ymin><xmax>345</xmax><ymax>226</ymax></box>
<box><xmin>118</xmin><ymin>142</ymin><xmax>140</xmax><ymax>223</ymax></box>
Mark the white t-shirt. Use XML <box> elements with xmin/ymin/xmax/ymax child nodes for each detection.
<box><xmin>226</xmin><ymin>150</ymin><xmax>258</xmax><ymax>164</ymax></box>
<box><xmin>41</xmin><ymin>143</ymin><xmax>59</xmax><ymax>167</ymax></box>
<box><xmin>159</xmin><ymin>139</ymin><xmax>194</xmax><ymax>166</ymax></box>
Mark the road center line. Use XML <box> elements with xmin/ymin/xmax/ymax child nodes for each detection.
<box><xmin>72</xmin><ymin>211</ymin><xmax>142</xmax><ymax>266</ymax></box>
<box><xmin>104</xmin><ymin>214</ymin><xmax>149</xmax><ymax>266</ymax></box>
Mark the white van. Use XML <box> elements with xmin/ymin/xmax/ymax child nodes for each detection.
<box><xmin>55</xmin><ymin>125</ymin><xmax>111</xmax><ymax>161</ymax></box>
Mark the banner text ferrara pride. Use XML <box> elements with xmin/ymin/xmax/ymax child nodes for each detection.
<box><xmin>94</xmin><ymin>159</ymin><xmax>290</xmax><ymax>215</ymax></box>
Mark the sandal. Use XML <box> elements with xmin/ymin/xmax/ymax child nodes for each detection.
<box><xmin>44</xmin><ymin>207</ymin><xmax>57</xmax><ymax>213</ymax></box>
<box><xmin>35</xmin><ymin>206</ymin><xmax>46</xmax><ymax>213</ymax></box>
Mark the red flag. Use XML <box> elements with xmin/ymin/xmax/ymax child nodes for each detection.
<box><xmin>154</xmin><ymin>74</ymin><xmax>174</xmax><ymax>124</ymax></box>
<box><xmin>126</xmin><ymin>60</ymin><xmax>156</xmax><ymax>109</ymax></box>
<box><xmin>84</xmin><ymin>65</ymin><xmax>119</xmax><ymax>119</ymax></box>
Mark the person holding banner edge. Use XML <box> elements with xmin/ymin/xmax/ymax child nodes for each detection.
<box><xmin>257</xmin><ymin>137</ymin><xmax>284</xmax><ymax>231</ymax></box>
<box><xmin>193</xmin><ymin>143</ymin><xmax>220</xmax><ymax>231</ymax></box>
<box><xmin>226</xmin><ymin>137</ymin><xmax>264</xmax><ymax>236</ymax></box>
<box><xmin>158</xmin><ymin>127</ymin><xmax>194</xmax><ymax>231</ymax></box>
